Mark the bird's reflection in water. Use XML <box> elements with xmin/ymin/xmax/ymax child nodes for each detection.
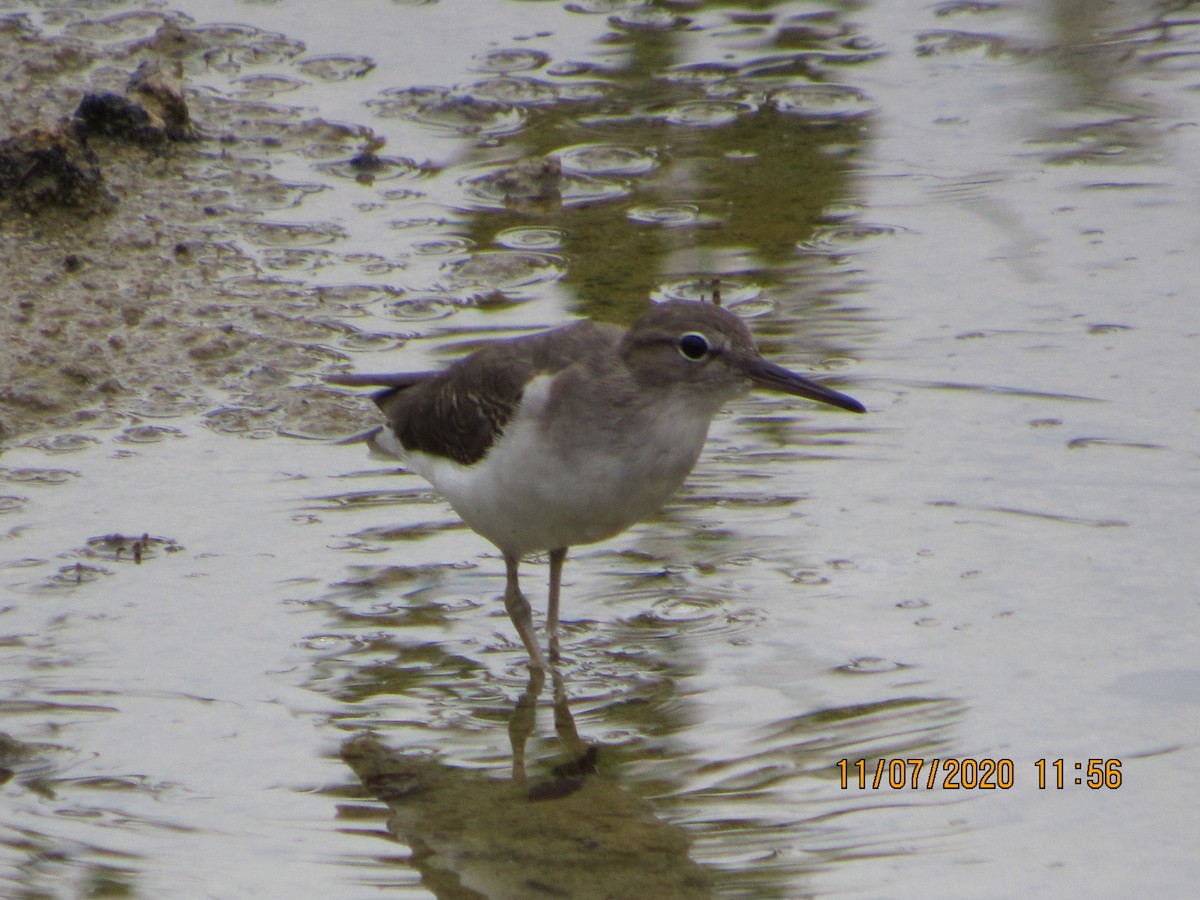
<box><xmin>507</xmin><ymin>666</ymin><xmax>595</xmax><ymax>792</ymax></box>
<box><xmin>342</xmin><ymin>668</ymin><xmax>712</xmax><ymax>899</ymax></box>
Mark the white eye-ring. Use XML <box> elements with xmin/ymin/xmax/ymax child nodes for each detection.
<box><xmin>677</xmin><ymin>332</ymin><xmax>710</xmax><ymax>361</ymax></box>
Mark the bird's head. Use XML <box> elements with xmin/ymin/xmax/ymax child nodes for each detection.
<box><xmin>621</xmin><ymin>301</ymin><xmax>865</xmax><ymax>414</ymax></box>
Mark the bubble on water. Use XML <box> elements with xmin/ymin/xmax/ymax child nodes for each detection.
<box><xmin>463</xmin><ymin>76</ymin><xmax>560</xmax><ymax>107</ymax></box>
<box><xmin>232</xmin><ymin>73</ymin><xmax>305</xmax><ymax>97</ymax></box>
<box><xmin>661</xmin><ymin>63</ymin><xmax>738</xmax><ymax>86</ymax></box>
<box><xmin>314</xmin><ymin>284</ymin><xmax>404</xmax><ymax>310</ymax></box>
<box><xmin>619</xmin><ymin>591</ymin><xmax>763</xmax><ymax>639</ymax></box>
<box><xmin>336</xmin><ymin>331</ymin><xmax>409</xmax><ymax>353</ymax></box>
<box><xmin>63</xmin><ymin>10</ymin><xmax>173</xmax><ymax>42</ymax></box>
<box><xmin>295</xmin><ymin>54</ymin><xmax>376</xmax><ymax>82</ymax></box>
<box><xmin>0</xmin><ymin>467</ymin><xmax>80</xmax><ymax>486</ymax></box>
<box><xmin>368</xmin><ymin>86</ymin><xmax>527</xmax><ymax>137</ymax></box>
<box><xmin>317</xmin><ymin>155</ymin><xmax>430</xmax><ymax>183</ymax></box>
<box><xmin>658</xmin><ymin>99</ymin><xmax>752</xmax><ymax>127</ymax></box>
<box><xmin>44</xmin><ymin>563</ymin><xmax>110</xmax><ymax>588</ymax></box>
<box><xmin>494</xmin><ymin>226</ymin><xmax>566</xmax><ymax>251</ymax></box>
<box><xmin>556</xmin><ymin>143</ymin><xmax>658</xmax><ymax>177</ymax></box>
<box><xmin>835</xmin><ymin>657</ymin><xmax>911</xmax><ymax>675</ymax></box>
<box><xmin>127</xmin><ymin>387</ymin><xmax>205</xmax><ymax>419</ymax></box>
<box><xmin>798</xmin><ymin>222</ymin><xmax>907</xmax><ymax>254</ymax></box>
<box><xmin>608</xmin><ymin>6</ymin><xmax>691</xmax><ymax>30</ymax></box>
<box><xmin>185</xmin><ymin>22</ymin><xmax>307</xmax><ymax>73</ymax></box>
<box><xmin>299</xmin><ymin>633</ymin><xmax>371</xmax><ymax>653</ymax></box>
<box><xmin>789</xmin><ymin>569</ymin><xmax>830</xmax><ymax>586</ymax></box>
<box><xmin>459</xmin><ymin>161</ymin><xmax>628</xmax><ymax>210</ymax></box>
<box><xmin>440</xmin><ymin>251</ymin><xmax>566</xmax><ymax>294</ymax></box>
<box><xmin>20</xmin><ymin>434</ymin><xmax>100</xmax><ymax>454</ymax></box>
<box><xmin>203</xmin><ymin>406</ymin><xmax>279</xmax><ymax>439</ymax></box>
<box><xmin>768</xmin><ymin>84</ymin><xmax>875</xmax><ymax>122</ymax></box>
<box><xmin>81</xmin><ymin>533</ymin><xmax>183</xmax><ymax>562</ymax></box>
<box><xmin>652</xmin><ymin>278</ymin><xmax>763</xmax><ymax>307</ymax></box>
<box><xmin>626</xmin><ymin>202</ymin><xmax>720</xmax><ymax>228</ymax></box>
<box><xmin>554</xmin><ymin>81</ymin><xmax>612</xmax><ymax>103</ymax></box>
<box><xmin>726</xmin><ymin>297</ymin><xmax>778</xmax><ymax>319</ymax></box>
<box><xmin>413</xmin><ymin>236</ymin><xmax>475</xmax><ymax>256</ymax></box>
<box><xmin>260</xmin><ymin>248</ymin><xmax>336</xmax><ymax>272</ymax></box>
<box><xmin>915</xmin><ymin>29</ymin><xmax>1037</xmax><ymax>62</ymax></box>
<box><xmin>564</xmin><ymin>0</ymin><xmax>639</xmax><ymax>13</ymax></box>
<box><xmin>470</xmin><ymin>48</ymin><xmax>551</xmax><ymax>73</ymax></box>
<box><xmin>236</xmin><ymin>220</ymin><xmax>347</xmax><ymax>248</ymax></box>
<box><xmin>383</xmin><ymin>295</ymin><xmax>460</xmax><ymax>321</ymax></box>
<box><xmin>116</xmin><ymin>425</ymin><xmax>184</xmax><ymax>444</ymax></box>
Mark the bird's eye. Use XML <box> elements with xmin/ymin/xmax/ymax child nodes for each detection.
<box><xmin>677</xmin><ymin>332</ymin><xmax>710</xmax><ymax>361</ymax></box>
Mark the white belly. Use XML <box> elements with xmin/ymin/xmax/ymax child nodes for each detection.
<box><xmin>394</xmin><ymin>377</ymin><xmax>714</xmax><ymax>556</ymax></box>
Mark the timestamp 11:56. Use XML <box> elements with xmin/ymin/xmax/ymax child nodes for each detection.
<box><xmin>1036</xmin><ymin>758</ymin><xmax>1122</xmax><ymax>789</ymax></box>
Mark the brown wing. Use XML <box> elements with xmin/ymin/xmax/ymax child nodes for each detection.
<box><xmin>330</xmin><ymin>320</ymin><xmax>620</xmax><ymax>467</ymax></box>
<box><xmin>384</xmin><ymin>351</ymin><xmax>531</xmax><ymax>466</ymax></box>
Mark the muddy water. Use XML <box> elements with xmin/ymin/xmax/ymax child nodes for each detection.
<box><xmin>2</xmin><ymin>1</ymin><xmax>1198</xmax><ymax>897</ymax></box>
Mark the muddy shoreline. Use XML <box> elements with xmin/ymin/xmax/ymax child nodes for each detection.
<box><xmin>1</xmin><ymin>12</ymin><xmax>374</xmax><ymax>444</ymax></box>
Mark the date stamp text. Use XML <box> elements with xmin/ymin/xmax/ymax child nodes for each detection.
<box><xmin>835</xmin><ymin>758</ymin><xmax>1123</xmax><ymax>790</ymax></box>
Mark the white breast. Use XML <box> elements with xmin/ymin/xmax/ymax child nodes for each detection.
<box><xmin>400</xmin><ymin>375</ymin><xmax>714</xmax><ymax>556</ymax></box>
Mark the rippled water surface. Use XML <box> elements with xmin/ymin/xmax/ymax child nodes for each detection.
<box><xmin>2</xmin><ymin>1</ymin><xmax>1199</xmax><ymax>897</ymax></box>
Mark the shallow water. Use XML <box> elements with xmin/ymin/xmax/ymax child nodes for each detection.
<box><xmin>2</xmin><ymin>0</ymin><xmax>1199</xmax><ymax>897</ymax></box>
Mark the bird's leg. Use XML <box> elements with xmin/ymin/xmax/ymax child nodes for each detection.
<box><xmin>504</xmin><ymin>553</ymin><xmax>549</xmax><ymax>670</ymax></box>
<box><xmin>547</xmin><ymin>547</ymin><xmax>567</xmax><ymax>663</ymax></box>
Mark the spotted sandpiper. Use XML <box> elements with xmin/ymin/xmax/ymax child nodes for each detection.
<box><xmin>329</xmin><ymin>300</ymin><xmax>864</xmax><ymax>669</ymax></box>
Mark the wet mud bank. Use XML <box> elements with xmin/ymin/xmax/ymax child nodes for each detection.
<box><xmin>0</xmin><ymin>12</ymin><xmax>374</xmax><ymax>444</ymax></box>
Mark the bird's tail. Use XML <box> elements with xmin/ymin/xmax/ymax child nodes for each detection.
<box><xmin>332</xmin><ymin>426</ymin><xmax>382</xmax><ymax>446</ymax></box>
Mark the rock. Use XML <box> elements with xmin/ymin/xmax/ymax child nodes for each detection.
<box><xmin>0</xmin><ymin>125</ymin><xmax>111</xmax><ymax>214</ymax></box>
<box><xmin>73</xmin><ymin>60</ymin><xmax>195</xmax><ymax>145</ymax></box>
